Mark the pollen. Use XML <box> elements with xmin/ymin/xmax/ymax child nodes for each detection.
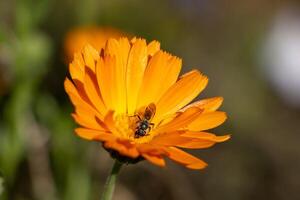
<box><xmin>113</xmin><ymin>114</ymin><xmax>135</xmax><ymax>139</ymax></box>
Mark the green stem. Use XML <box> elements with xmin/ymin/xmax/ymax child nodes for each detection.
<box><xmin>101</xmin><ymin>160</ymin><xmax>123</xmax><ymax>200</ymax></box>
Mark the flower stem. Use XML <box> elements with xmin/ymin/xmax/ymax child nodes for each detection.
<box><xmin>101</xmin><ymin>160</ymin><xmax>123</xmax><ymax>200</ymax></box>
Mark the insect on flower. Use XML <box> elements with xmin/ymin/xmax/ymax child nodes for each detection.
<box><xmin>64</xmin><ymin>37</ymin><xmax>230</xmax><ymax>170</ymax></box>
<box><xmin>134</xmin><ymin>103</ymin><xmax>156</xmax><ymax>138</ymax></box>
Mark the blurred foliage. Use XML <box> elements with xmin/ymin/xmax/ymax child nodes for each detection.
<box><xmin>0</xmin><ymin>0</ymin><xmax>52</xmax><ymax>199</ymax></box>
<box><xmin>0</xmin><ymin>177</ymin><xmax>3</xmax><ymax>197</ymax></box>
<box><xmin>0</xmin><ymin>0</ymin><xmax>300</xmax><ymax>200</ymax></box>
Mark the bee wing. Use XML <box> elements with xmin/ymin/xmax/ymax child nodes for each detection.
<box><xmin>144</xmin><ymin>103</ymin><xmax>156</xmax><ymax>120</ymax></box>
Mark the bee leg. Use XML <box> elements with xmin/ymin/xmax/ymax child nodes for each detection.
<box><xmin>149</xmin><ymin>123</ymin><xmax>155</xmax><ymax>129</ymax></box>
<box><xmin>129</xmin><ymin>115</ymin><xmax>142</xmax><ymax>120</ymax></box>
<box><xmin>135</xmin><ymin>115</ymin><xmax>142</xmax><ymax>121</ymax></box>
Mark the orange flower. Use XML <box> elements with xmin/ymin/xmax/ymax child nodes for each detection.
<box><xmin>64</xmin><ymin>26</ymin><xmax>126</xmax><ymax>62</ymax></box>
<box><xmin>64</xmin><ymin>37</ymin><xmax>230</xmax><ymax>170</ymax></box>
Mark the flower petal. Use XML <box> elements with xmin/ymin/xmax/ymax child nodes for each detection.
<box><xmin>126</xmin><ymin>39</ymin><xmax>148</xmax><ymax>115</ymax></box>
<box><xmin>150</xmin><ymin>131</ymin><xmax>191</xmax><ymax>146</ymax></box>
<box><xmin>96</xmin><ymin>56</ymin><xmax>117</xmax><ymax>111</ymax></box>
<box><xmin>181</xmin><ymin>97</ymin><xmax>223</xmax><ymax>113</ymax></box>
<box><xmin>64</xmin><ymin>78</ymin><xmax>101</xmax><ymax>117</ymax></box>
<box><xmin>182</xmin><ymin>131</ymin><xmax>231</xmax><ymax>142</ymax></box>
<box><xmin>155</xmin><ymin>70</ymin><xmax>208</xmax><ymax>121</ymax></box>
<box><xmin>82</xmin><ymin>44</ymin><xmax>100</xmax><ymax>72</ymax></box>
<box><xmin>104</xmin><ymin>38</ymin><xmax>130</xmax><ymax>113</ymax></box>
<box><xmin>165</xmin><ymin>147</ymin><xmax>207</xmax><ymax>170</ymax></box>
<box><xmin>69</xmin><ymin>54</ymin><xmax>85</xmax><ymax>81</ymax></box>
<box><xmin>103</xmin><ymin>111</ymin><xmax>118</xmax><ymax>134</ymax></box>
<box><xmin>104</xmin><ymin>139</ymin><xmax>139</xmax><ymax>158</ymax></box>
<box><xmin>142</xmin><ymin>153</ymin><xmax>165</xmax><ymax>167</ymax></box>
<box><xmin>187</xmin><ymin>111</ymin><xmax>227</xmax><ymax>131</ymax></box>
<box><xmin>75</xmin><ymin>128</ymin><xmax>113</xmax><ymax>141</ymax></box>
<box><xmin>137</xmin><ymin>51</ymin><xmax>181</xmax><ymax>109</ymax></box>
<box><xmin>155</xmin><ymin>107</ymin><xmax>202</xmax><ymax>133</ymax></box>
<box><xmin>136</xmin><ymin>143</ymin><xmax>168</xmax><ymax>155</ymax></box>
<box><xmin>176</xmin><ymin>132</ymin><xmax>230</xmax><ymax>149</ymax></box>
<box><xmin>147</xmin><ymin>40</ymin><xmax>160</xmax><ymax>56</ymax></box>
<box><xmin>72</xmin><ymin>105</ymin><xmax>107</xmax><ymax>130</ymax></box>
<box><xmin>83</xmin><ymin>70</ymin><xmax>107</xmax><ymax>117</ymax></box>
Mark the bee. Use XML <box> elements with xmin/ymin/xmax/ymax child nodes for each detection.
<box><xmin>134</xmin><ymin>103</ymin><xmax>156</xmax><ymax>138</ymax></box>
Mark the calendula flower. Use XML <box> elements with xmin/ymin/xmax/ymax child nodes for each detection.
<box><xmin>64</xmin><ymin>26</ymin><xmax>126</xmax><ymax>62</ymax></box>
<box><xmin>64</xmin><ymin>37</ymin><xmax>230</xmax><ymax>170</ymax></box>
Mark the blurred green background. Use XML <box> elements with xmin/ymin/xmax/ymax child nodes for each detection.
<box><xmin>1</xmin><ymin>0</ymin><xmax>300</xmax><ymax>200</ymax></box>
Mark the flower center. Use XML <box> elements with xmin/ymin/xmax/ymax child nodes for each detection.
<box><xmin>113</xmin><ymin>112</ymin><xmax>155</xmax><ymax>144</ymax></box>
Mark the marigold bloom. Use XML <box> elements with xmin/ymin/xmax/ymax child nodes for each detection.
<box><xmin>64</xmin><ymin>37</ymin><xmax>230</xmax><ymax>170</ymax></box>
<box><xmin>64</xmin><ymin>26</ymin><xmax>125</xmax><ymax>62</ymax></box>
